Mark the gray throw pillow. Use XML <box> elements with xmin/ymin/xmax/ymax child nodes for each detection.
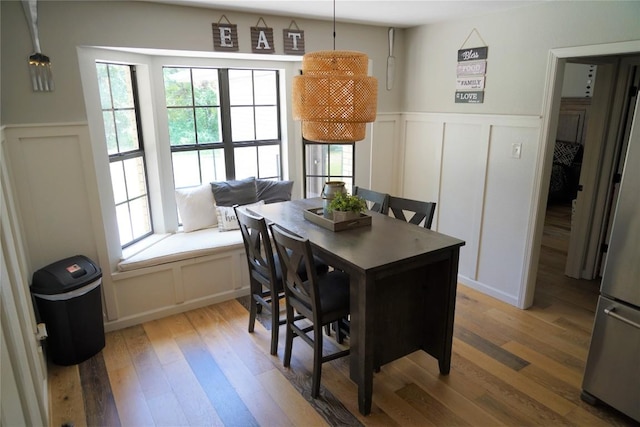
<box><xmin>257</xmin><ymin>179</ymin><xmax>294</xmax><ymax>204</ymax></box>
<box><xmin>210</xmin><ymin>177</ymin><xmax>258</xmax><ymax>206</ymax></box>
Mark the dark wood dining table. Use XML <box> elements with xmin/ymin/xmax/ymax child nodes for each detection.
<box><xmin>250</xmin><ymin>198</ymin><xmax>465</xmax><ymax>415</ymax></box>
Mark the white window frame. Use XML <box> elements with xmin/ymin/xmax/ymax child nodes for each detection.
<box><xmin>78</xmin><ymin>47</ymin><xmax>302</xmax><ymax>269</ymax></box>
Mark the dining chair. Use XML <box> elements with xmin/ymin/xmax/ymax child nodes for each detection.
<box><xmin>269</xmin><ymin>223</ymin><xmax>351</xmax><ymax>398</ymax></box>
<box><xmin>386</xmin><ymin>196</ymin><xmax>436</xmax><ymax>229</ymax></box>
<box><xmin>235</xmin><ymin>206</ymin><xmax>328</xmax><ymax>355</ymax></box>
<box><xmin>353</xmin><ymin>186</ymin><xmax>389</xmax><ymax>214</ymax></box>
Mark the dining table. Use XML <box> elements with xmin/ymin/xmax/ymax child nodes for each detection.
<box><xmin>250</xmin><ymin>198</ymin><xmax>465</xmax><ymax>415</ymax></box>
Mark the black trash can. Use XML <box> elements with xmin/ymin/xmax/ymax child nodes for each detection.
<box><xmin>31</xmin><ymin>255</ymin><xmax>104</xmax><ymax>366</ymax></box>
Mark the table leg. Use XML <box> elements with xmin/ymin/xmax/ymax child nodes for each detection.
<box><xmin>349</xmin><ymin>273</ymin><xmax>375</xmax><ymax>415</ymax></box>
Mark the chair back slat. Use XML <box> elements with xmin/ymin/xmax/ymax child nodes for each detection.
<box><xmin>269</xmin><ymin>224</ymin><xmax>320</xmax><ymax>318</ymax></box>
<box><xmin>235</xmin><ymin>206</ymin><xmax>278</xmax><ymax>286</ymax></box>
<box><xmin>387</xmin><ymin>196</ymin><xmax>436</xmax><ymax>229</ymax></box>
<box><xmin>353</xmin><ymin>186</ymin><xmax>389</xmax><ymax>214</ymax></box>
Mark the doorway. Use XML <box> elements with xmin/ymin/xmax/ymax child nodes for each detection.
<box><xmin>522</xmin><ymin>40</ymin><xmax>640</xmax><ymax>309</ymax></box>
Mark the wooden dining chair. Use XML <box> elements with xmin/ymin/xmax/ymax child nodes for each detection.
<box><xmin>269</xmin><ymin>223</ymin><xmax>351</xmax><ymax>398</ymax></box>
<box><xmin>353</xmin><ymin>186</ymin><xmax>389</xmax><ymax>214</ymax></box>
<box><xmin>386</xmin><ymin>196</ymin><xmax>436</xmax><ymax>229</ymax></box>
<box><xmin>235</xmin><ymin>206</ymin><xmax>328</xmax><ymax>355</ymax></box>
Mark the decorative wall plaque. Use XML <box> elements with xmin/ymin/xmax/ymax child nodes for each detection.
<box><xmin>212</xmin><ymin>15</ymin><xmax>238</xmax><ymax>52</ymax></box>
<box><xmin>283</xmin><ymin>20</ymin><xmax>305</xmax><ymax>55</ymax></box>
<box><xmin>455</xmin><ymin>28</ymin><xmax>488</xmax><ymax>104</ymax></box>
<box><xmin>251</xmin><ymin>17</ymin><xmax>275</xmax><ymax>54</ymax></box>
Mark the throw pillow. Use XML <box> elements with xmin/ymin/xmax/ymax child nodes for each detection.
<box><xmin>216</xmin><ymin>200</ymin><xmax>265</xmax><ymax>232</ymax></box>
<box><xmin>210</xmin><ymin>176</ymin><xmax>258</xmax><ymax>206</ymax></box>
<box><xmin>256</xmin><ymin>179</ymin><xmax>294</xmax><ymax>204</ymax></box>
<box><xmin>175</xmin><ymin>184</ymin><xmax>218</xmax><ymax>232</ymax></box>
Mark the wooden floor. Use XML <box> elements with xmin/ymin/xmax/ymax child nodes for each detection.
<box><xmin>48</xmin><ymin>204</ymin><xmax>639</xmax><ymax>426</ymax></box>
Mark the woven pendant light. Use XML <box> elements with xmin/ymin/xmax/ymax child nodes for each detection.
<box><xmin>292</xmin><ymin>1</ymin><xmax>377</xmax><ymax>142</ymax></box>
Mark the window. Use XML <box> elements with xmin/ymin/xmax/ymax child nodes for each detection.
<box><xmin>163</xmin><ymin>67</ymin><xmax>282</xmax><ymax>189</ymax></box>
<box><xmin>303</xmin><ymin>141</ymin><xmax>355</xmax><ymax>197</ymax></box>
<box><xmin>96</xmin><ymin>62</ymin><xmax>152</xmax><ymax>247</ymax></box>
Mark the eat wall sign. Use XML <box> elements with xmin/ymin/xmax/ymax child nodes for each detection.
<box><xmin>212</xmin><ymin>17</ymin><xmax>305</xmax><ymax>55</ymax></box>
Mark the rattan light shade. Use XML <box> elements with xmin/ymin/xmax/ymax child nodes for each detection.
<box><xmin>293</xmin><ymin>50</ymin><xmax>378</xmax><ymax>142</ymax></box>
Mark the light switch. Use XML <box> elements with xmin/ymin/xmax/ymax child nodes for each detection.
<box><xmin>511</xmin><ymin>143</ymin><xmax>522</xmax><ymax>159</ymax></box>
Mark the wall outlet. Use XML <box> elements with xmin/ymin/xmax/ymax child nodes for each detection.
<box><xmin>511</xmin><ymin>143</ymin><xmax>522</xmax><ymax>159</ymax></box>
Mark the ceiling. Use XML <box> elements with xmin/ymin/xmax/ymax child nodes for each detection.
<box><xmin>145</xmin><ymin>0</ymin><xmax>544</xmax><ymax>28</ymax></box>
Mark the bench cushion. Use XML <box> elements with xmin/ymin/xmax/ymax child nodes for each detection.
<box><xmin>118</xmin><ymin>227</ymin><xmax>244</xmax><ymax>272</ymax></box>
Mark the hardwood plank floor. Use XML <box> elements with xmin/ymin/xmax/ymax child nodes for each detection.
<box><xmin>47</xmin><ymin>205</ymin><xmax>639</xmax><ymax>426</ymax></box>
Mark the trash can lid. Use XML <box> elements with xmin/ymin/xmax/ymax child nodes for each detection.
<box><xmin>31</xmin><ymin>255</ymin><xmax>102</xmax><ymax>295</ymax></box>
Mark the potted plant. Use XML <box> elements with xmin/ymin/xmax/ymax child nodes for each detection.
<box><xmin>328</xmin><ymin>191</ymin><xmax>367</xmax><ymax>222</ymax></box>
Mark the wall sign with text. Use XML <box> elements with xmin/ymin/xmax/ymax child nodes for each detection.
<box><xmin>455</xmin><ymin>46</ymin><xmax>488</xmax><ymax>104</ymax></box>
<box><xmin>212</xmin><ymin>15</ymin><xmax>239</xmax><ymax>52</ymax></box>
<box><xmin>212</xmin><ymin>16</ymin><xmax>305</xmax><ymax>55</ymax></box>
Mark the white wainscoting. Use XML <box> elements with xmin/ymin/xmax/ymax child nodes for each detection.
<box><xmin>392</xmin><ymin>113</ymin><xmax>542</xmax><ymax>306</ymax></box>
<box><xmin>3</xmin><ymin>123</ymin><xmax>250</xmax><ymax>331</ymax></box>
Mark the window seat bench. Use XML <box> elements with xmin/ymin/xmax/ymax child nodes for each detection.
<box><xmin>118</xmin><ymin>227</ymin><xmax>244</xmax><ymax>272</ymax></box>
<box><xmin>106</xmin><ymin>227</ymin><xmax>249</xmax><ymax>331</ymax></box>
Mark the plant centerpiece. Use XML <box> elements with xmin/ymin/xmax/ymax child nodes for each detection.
<box><xmin>328</xmin><ymin>191</ymin><xmax>367</xmax><ymax>222</ymax></box>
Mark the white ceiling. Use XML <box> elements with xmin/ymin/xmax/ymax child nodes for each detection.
<box><xmin>145</xmin><ymin>0</ymin><xmax>545</xmax><ymax>28</ymax></box>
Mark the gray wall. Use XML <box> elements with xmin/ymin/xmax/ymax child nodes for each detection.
<box><xmin>1</xmin><ymin>0</ymin><xmax>402</xmax><ymax>125</ymax></box>
<box><xmin>402</xmin><ymin>1</ymin><xmax>640</xmax><ymax>115</ymax></box>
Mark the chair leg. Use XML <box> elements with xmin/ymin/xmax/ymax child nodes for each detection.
<box><xmin>270</xmin><ymin>297</ymin><xmax>280</xmax><ymax>355</ymax></box>
<box><xmin>335</xmin><ymin>321</ymin><xmax>344</xmax><ymax>344</ymax></box>
<box><xmin>248</xmin><ymin>295</ymin><xmax>258</xmax><ymax>333</ymax></box>
<box><xmin>312</xmin><ymin>324</ymin><xmax>324</xmax><ymax>398</ymax></box>
<box><xmin>283</xmin><ymin>308</ymin><xmax>294</xmax><ymax>368</ymax></box>
<box><xmin>324</xmin><ymin>324</ymin><xmax>331</xmax><ymax>336</ymax></box>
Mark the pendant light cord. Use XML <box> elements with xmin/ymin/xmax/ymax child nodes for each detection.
<box><xmin>333</xmin><ymin>0</ymin><xmax>336</xmax><ymax>50</ymax></box>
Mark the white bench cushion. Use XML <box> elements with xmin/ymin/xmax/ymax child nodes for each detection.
<box><xmin>118</xmin><ymin>227</ymin><xmax>244</xmax><ymax>272</ymax></box>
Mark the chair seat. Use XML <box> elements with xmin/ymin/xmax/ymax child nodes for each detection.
<box><xmin>315</xmin><ymin>271</ymin><xmax>350</xmax><ymax>315</ymax></box>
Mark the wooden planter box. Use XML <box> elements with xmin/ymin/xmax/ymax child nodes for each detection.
<box><xmin>303</xmin><ymin>207</ymin><xmax>371</xmax><ymax>232</ymax></box>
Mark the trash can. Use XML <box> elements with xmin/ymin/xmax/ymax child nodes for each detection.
<box><xmin>30</xmin><ymin>255</ymin><xmax>104</xmax><ymax>366</ymax></box>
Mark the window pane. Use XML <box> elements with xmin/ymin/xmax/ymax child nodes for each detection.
<box><xmin>192</xmin><ymin>68</ymin><xmax>219</xmax><ymax>106</ymax></box>
<box><xmin>254</xmin><ymin>70</ymin><xmax>276</xmax><ymax>105</ymax></box>
<box><xmin>255</xmin><ymin>106</ymin><xmax>278</xmax><ymax>140</ymax></box>
<box><xmin>110</xmin><ymin>161</ymin><xmax>127</xmax><ymax>204</ymax></box>
<box><xmin>195</xmin><ymin>107</ymin><xmax>221</xmax><ymax>143</ymax></box>
<box><xmin>172</xmin><ymin>151</ymin><xmax>202</xmax><ymax>188</ymax></box>
<box><xmin>258</xmin><ymin>145</ymin><xmax>280</xmax><ymax>178</ymax></box>
<box><xmin>96</xmin><ymin>63</ymin><xmax>112</xmax><ymax>109</ymax></box>
<box><xmin>306</xmin><ymin>177</ymin><xmax>324</xmax><ymax>198</ymax></box>
<box><xmin>103</xmin><ymin>112</ymin><xmax>117</xmax><ymax>154</ymax></box>
<box><xmin>234</xmin><ymin>146</ymin><xmax>257</xmax><ymax>179</ymax></box>
<box><xmin>108</xmin><ymin>64</ymin><xmax>134</xmax><ymax>109</ymax></box>
<box><xmin>306</xmin><ymin>144</ymin><xmax>328</xmax><ymax>175</ymax></box>
<box><xmin>229</xmin><ymin>70</ymin><xmax>253</xmax><ymax>105</ymax></box>
<box><xmin>168</xmin><ymin>108</ymin><xmax>196</xmax><ymax>146</ymax></box>
<box><xmin>115</xmin><ymin>203</ymin><xmax>133</xmax><ymax>245</ymax></box>
<box><xmin>129</xmin><ymin>197</ymin><xmax>152</xmax><ymax>240</ymax></box>
<box><xmin>114</xmin><ymin>110</ymin><xmax>139</xmax><ymax>152</ymax></box>
<box><xmin>163</xmin><ymin>68</ymin><xmax>193</xmax><ymax>107</ymax></box>
<box><xmin>230</xmin><ymin>106</ymin><xmax>255</xmax><ymax>141</ymax></box>
<box><xmin>329</xmin><ymin>145</ymin><xmax>353</xmax><ymax>176</ymax></box>
<box><xmin>199</xmin><ymin>149</ymin><xmax>227</xmax><ymax>183</ymax></box>
<box><xmin>124</xmin><ymin>157</ymin><xmax>147</xmax><ymax>199</ymax></box>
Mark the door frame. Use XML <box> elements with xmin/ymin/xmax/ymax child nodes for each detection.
<box><xmin>521</xmin><ymin>40</ymin><xmax>640</xmax><ymax>308</ymax></box>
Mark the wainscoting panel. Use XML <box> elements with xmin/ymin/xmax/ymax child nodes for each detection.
<box><xmin>5</xmin><ymin>126</ymin><xmax>99</xmax><ymax>270</ymax></box>
<box><xmin>399</xmin><ymin>113</ymin><xmax>541</xmax><ymax>306</ymax></box>
<box><xmin>370</xmin><ymin>114</ymin><xmax>401</xmax><ymax>195</ymax></box>
<box><xmin>401</xmin><ymin>119</ymin><xmax>443</xmax><ymax>211</ymax></box>
<box><xmin>477</xmin><ymin>125</ymin><xmax>540</xmax><ymax>299</ymax></box>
